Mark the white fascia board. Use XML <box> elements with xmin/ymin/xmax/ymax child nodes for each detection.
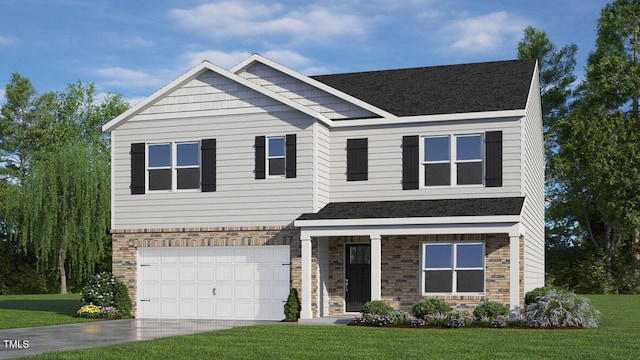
<box><xmin>294</xmin><ymin>215</ymin><xmax>521</xmax><ymax>228</ymax></box>
<box><xmin>231</xmin><ymin>54</ymin><xmax>398</xmax><ymax>120</ymax></box>
<box><xmin>299</xmin><ymin>222</ymin><xmax>521</xmax><ymax>239</ymax></box>
<box><xmin>103</xmin><ymin>60</ymin><xmax>333</xmax><ymax>132</ymax></box>
<box><xmin>329</xmin><ymin>109</ymin><xmax>526</xmax><ymax>128</ymax></box>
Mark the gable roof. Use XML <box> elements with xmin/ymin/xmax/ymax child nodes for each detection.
<box><xmin>311</xmin><ymin>59</ymin><xmax>537</xmax><ymax>117</ymax></box>
<box><xmin>102</xmin><ymin>60</ymin><xmax>333</xmax><ymax>132</ymax></box>
<box><xmin>296</xmin><ymin>197</ymin><xmax>525</xmax><ymax>221</ymax></box>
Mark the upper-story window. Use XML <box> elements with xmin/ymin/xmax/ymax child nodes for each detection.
<box><xmin>148</xmin><ymin>141</ymin><xmax>200</xmax><ymax>191</ymax></box>
<box><xmin>267</xmin><ymin>136</ymin><xmax>286</xmax><ymax>176</ymax></box>
<box><xmin>421</xmin><ymin>134</ymin><xmax>483</xmax><ymax>187</ymax></box>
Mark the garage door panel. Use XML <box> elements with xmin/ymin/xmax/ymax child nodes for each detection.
<box><xmin>138</xmin><ymin>246</ymin><xmax>290</xmax><ymax>320</ymax></box>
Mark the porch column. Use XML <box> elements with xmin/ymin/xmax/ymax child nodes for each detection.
<box><xmin>509</xmin><ymin>234</ymin><xmax>521</xmax><ymax>315</ymax></box>
<box><xmin>301</xmin><ymin>235</ymin><xmax>313</xmax><ymax>319</ymax></box>
<box><xmin>370</xmin><ymin>234</ymin><xmax>381</xmax><ymax>300</ymax></box>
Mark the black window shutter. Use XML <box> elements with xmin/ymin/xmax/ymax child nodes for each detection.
<box><xmin>255</xmin><ymin>136</ymin><xmax>266</xmax><ymax>179</ymax></box>
<box><xmin>402</xmin><ymin>135</ymin><xmax>419</xmax><ymax>190</ymax></box>
<box><xmin>347</xmin><ymin>138</ymin><xmax>368</xmax><ymax>181</ymax></box>
<box><xmin>285</xmin><ymin>134</ymin><xmax>297</xmax><ymax>178</ymax></box>
<box><xmin>485</xmin><ymin>131</ymin><xmax>503</xmax><ymax>187</ymax></box>
<box><xmin>130</xmin><ymin>143</ymin><xmax>145</xmax><ymax>195</ymax></box>
<box><xmin>201</xmin><ymin>139</ymin><xmax>216</xmax><ymax>192</ymax></box>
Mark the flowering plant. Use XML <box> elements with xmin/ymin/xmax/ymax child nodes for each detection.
<box><xmin>77</xmin><ymin>305</ymin><xmax>102</xmax><ymax>318</ymax></box>
<box><xmin>101</xmin><ymin>306</ymin><xmax>120</xmax><ymax>319</ymax></box>
<box><xmin>490</xmin><ymin>315</ymin><xmax>508</xmax><ymax>328</ymax></box>
<box><xmin>352</xmin><ymin>313</ymin><xmax>393</xmax><ymax>326</ymax></box>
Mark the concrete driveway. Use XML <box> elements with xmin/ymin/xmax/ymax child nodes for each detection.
<box><xmin>0</xmin><ymin>319</ymin><xmax>274</xmax><ymax>359</ymax></box>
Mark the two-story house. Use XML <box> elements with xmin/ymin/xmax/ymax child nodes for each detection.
<box><xmin>103</xmin><ymin>54</ymin><xmax>544</xmax><ymax>320</ymax></box>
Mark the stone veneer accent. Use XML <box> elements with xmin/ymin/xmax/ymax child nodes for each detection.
<box><xmin>321</xmin><ymin>233</ymin><xmax>517</xmax><ymax>316</ymax></box>
<box><xmin>111</xmin><ymin>226</ymin><xmax>300</xmax><ymax>317</ymax></box>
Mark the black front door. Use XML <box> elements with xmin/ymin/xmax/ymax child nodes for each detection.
<box><xmin>345</xmin><ymin>244</ymin><xmax>371</xmax><ymax>312</ymax></box>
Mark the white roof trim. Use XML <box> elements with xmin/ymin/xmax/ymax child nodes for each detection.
<box><xmin>231</xmin><ymin>54</ymin><xmax>399</xmax><ymax>121</ymax></box>
<box><xmin>295</xmin><ymin>215</ymin><xmax>521</xmax><ymax>228</ymax></box>
<box><xmin>102</xmin><ymin>60</ymin><xmax>333</xmax><ymax>132</ymax></box>
<box><xmin>299</xmin><ymin>222</ymin><xmax>522</xmax><ymax>238</ymax></box>
<box><xmin>328</xmin><ymin>109</ymin><xmax>526</xmax><ymax>128</ymax></box>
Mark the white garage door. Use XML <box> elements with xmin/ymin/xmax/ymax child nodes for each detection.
<box><xmin>137</xmin><ymin>246</ymin><xmax>290</xmax><ymax>320</ymax></box>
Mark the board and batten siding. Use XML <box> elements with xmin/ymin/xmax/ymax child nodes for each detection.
<box><xmin>328</xmin><ymin>118</ymin><xmax>523</xmax><ymax>202</ymax></box>
<box><xmin>520</xmin><ymin>70</ymin><xmax>546</xmax><ymax>291</ymax></box>
<box><xmin>111</xmin><ymin>71</ymin><xmax>317</xmax><ymax>229</ymax></box>
<box><xmin>238</xmin><ymin>63</ymin><xmax>377</xmax><ymax>120</ymax></box>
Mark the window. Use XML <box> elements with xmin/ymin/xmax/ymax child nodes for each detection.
<box><xmin>421</xmin><ymin>134</ymin><xmax>483</xmax><ymax>187</ymax></box>
<box><xmin>255</xmin><ymin>135</ymin><xmax>296</xmax><ymax>179</ymax></box>
<box><xmin>147</xmin><ymin>142</ymin><xmax>200</xmax><ymax>191</ymax></box>
<box><xmin>267</xmin><ymin>136</ymin><xmax>285</xmax><ymax>176</ymax></box>
<box><xmin>148</xmin><ymin>143</ymin><xmax>172</xmax><ymax>190</ymax></box>
<box><xmin>422</xmin><ymin>243</ymin><xmax>484</xmax><ymax>294</ymax></box>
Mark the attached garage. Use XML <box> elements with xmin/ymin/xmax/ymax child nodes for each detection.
<box><xmin>137</xmin><ymin>246</ymin><xmax>290</xmax><ymax>320</ymax></box>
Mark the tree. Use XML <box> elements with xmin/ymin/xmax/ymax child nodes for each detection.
<box><xmin>548</xmin><ymin>0</ymin><xmax>640</xmax><ymax>292</ymax></box>
<box><xmin>4</xmin><ymin>78</ymin><xmax>128</xmax><ymax>294</ymax></box>
<box><xmin>0</xmin><ymin>73</ymin><xmax>56</xmax><ymax>183</ymax></box>
<box><xmin>16</xmin><ymin>141</ymin><xmax>110</xmax><ymax>294</ymax></box>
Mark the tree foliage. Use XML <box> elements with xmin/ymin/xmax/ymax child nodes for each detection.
<box><xmin>1</xmin><ymin>74</ymin><xmax>128</xmax><ymax>294</ymax></box>
<box><xmin>17</xmin><ymin>141</ymin><xmax>110</xmax><ymax>293</ymax></box>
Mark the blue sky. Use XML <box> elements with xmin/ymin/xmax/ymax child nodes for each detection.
<box><xmin>0</xmin><ymin>0</ymin><xmax>608</xmax><ymax>105</ymax></box>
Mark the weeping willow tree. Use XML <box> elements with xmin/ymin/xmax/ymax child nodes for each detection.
<box><xmin>16</xmin><ymin>141</ymin><xmax>110</xmax><ymax>294</ymax></box>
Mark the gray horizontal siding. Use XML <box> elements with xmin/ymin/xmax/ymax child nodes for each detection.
<box><xmin>328</xmin><ymin>119</ymin><xmax>523</xmax><ymax>202</ymax></box>
<box><xmin>238</xmin><ymin>63</ymin><xmax>376</xmax><ymax>120</ymax></box>
<box><xmin>112</xmin><ymin>104</ymin><xmax>315</xmax><ymax>229</ymax></box>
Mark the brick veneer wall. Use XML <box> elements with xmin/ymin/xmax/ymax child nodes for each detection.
<box><xmin>111</xmin><ymin>226</ymin><xmax>300</xmax><ymax>317</ymax></box>
<box><xmin>324</xmin><ymin>233</ymin><xmax>514</xmax><ymax>315</ymax></box>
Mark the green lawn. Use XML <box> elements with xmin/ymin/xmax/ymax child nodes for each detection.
<box><xmin>0</xmin><ymin>293</ymin><xmax>100</xmax><ymax>329</ymax></box>
<box><xmin>18</xmin><ymin>294</ymin><xmax>640</xmax><ymax>359</ymax></box>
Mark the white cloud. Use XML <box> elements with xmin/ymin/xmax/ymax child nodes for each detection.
<box><xmin>169</xmin><ymin>2</ymin><xmax>365</xmax><ymax>42</ymax></box>
<box><xmin>440</xmin><ymin>11</ymin><xmax>529</xmax><ymax>53</ymax></box>
<box><xmin>93</xmin><ymin>67</ymin><xmax>166</xmax><ymax>88</ymax></box>
<box><xmin>0</xmin><ymin>35</ymin><xmax>17</xmax><ymax>45</ymax></box>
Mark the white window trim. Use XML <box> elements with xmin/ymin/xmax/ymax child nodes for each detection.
<box><xmin>420</xmin><ymin>241</ymin><xmax>485</xmax><ymax>296</ymax></box>
<box><xmin>420</xmin><ymin>133</ymin><xmax>484</xmax><ymax>188</ymax></box>
<box><xmin>146</xmin><ymin>141</ymin><xmax>201</xmax><ymax>192</ymax></box>
<box><xmin>266</xmin><ymin>136</ymin><xmax>286</xmax><ymax>178</ymax></box>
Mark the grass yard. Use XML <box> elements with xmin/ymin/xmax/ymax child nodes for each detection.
<box><xmin>19</xmin><ymin>294</ymin><xmax>640</xmax><ymax>360</ymax></box>
<box><xmin>0</xmin><ymin>293</ymin><xmax>99</xmax><ymax>329</ymax></box>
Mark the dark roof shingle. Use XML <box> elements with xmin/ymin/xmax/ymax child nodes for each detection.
<box><xmin>311</xmin><ymin>59</ymin><xmax>536</xmax><ymax>117</ymax></box>
<box><xmin>297</xmin><ymin>197</ymin><xmax>525</xmax><ymax>221</ymax></box>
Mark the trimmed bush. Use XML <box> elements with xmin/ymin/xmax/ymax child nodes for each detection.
<box><xmin>473</xmin><ymin>301</ymin><xmax>509</xmax><ymax>321</ymax></box>
<box><xmin>284</xmin><ymin>288</ymin><xmax>301</xmax><ymax>320</ymax></box>
<box><xmin>412</xmin><ymin>298</ymin><xmax>452</xmax><ymax>319</ymax></box>
<box><xmin>389</xmin><ymin>310</ymin><xmax>413</xmax><ymax>325</ymax></box>
<box><xmin>360</xmin><ymin>300</ymin><xmax>394</xmax><ymax>316</ymax></box>
<box><xmin>525</xmin><ymin>286</ymin><xmax>567</xmax><ymax>305</ymax></box>
<box><xmin>525</xmin><ymin>289</ymin><xmax>601</xmax><ymax>328</ymax></box>
<box><xmin>113</xmin><ymin>281</ymin><xmax>132</xmax><ymax>318</ymax></box>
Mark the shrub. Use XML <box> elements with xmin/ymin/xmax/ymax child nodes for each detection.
<box><xmin>450</xmin><ymin>311</ymin><xmax>474</xmax><ymax>326</ymax></box>
<box><xmin>412</xmin><ymin>298</ymin><xmax>452</xmax><ymax>319</ymax></box>
<box><xmin>284</xmin><ymin>288</ymin><xmax>301</xmax><ymax>320</ymax></box>
<box><xmin>525</xmin><ymin>290</ymin><xmax>601</xmax><ymax>328</ymax></box>
<box><xmin>81</xmin><ymin>272</ymin><xmax>119</xmax><ymax>307</ymax></box>
<box><xmin>81</xmin><ymin>271</ymin><xmax>131</xmax><ymax>318</ymax></box>
<box><xmin>77</xmin><ymin>305</ymin><xmax>102</xmax><ymax>318</ymax></box>
<box><xmin>100</xmin><ymin>306</ymin><xmax>120</xmax><ymax>319</ymax></box>
<box><xmin>389</xmin><ymin>310</ymin><xmax>412</xmax><ymax>325</ymax></box>
<box><xmin>490</xmin><ymin>315</ymin><xmax>508</xmax><ymax>328</ymax></box>
<box><xmin>473</xmin><ymin>301</ymin><xmax>509</xmax><ymax>321</ymax></box>
<box><xmin>508</xmin><ymin>313</ymin><xmax>530</xmax><ymax>327</ymax></box>
<box><xmin>353</xmin><ymin>313</ymin><xmax>392</xmax><ymax>326</ymax></box>
<box><xmin>424</xmin><ymin>312</ymin><xmax>450</xmax><ymax>327</ymax></box>
<box><xmin>113</xmin><ymin>281</ymin><xmax>132</xmax><ymax>318</ymax></box>
<box><xmin>360</xmin><ymin>300</ymin><xmax>394</xmax><ymax>316</ymax></box>
<box><xmin>525</xmin><ymin>286</ymin><xmax>567</xmax><ymax>305</ymax></box>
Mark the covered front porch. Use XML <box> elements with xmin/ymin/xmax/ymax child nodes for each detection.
<box><xmin>293</xmin><ymin>198</ymin><xmax>526</xmax><ymax>319</ymax></box>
